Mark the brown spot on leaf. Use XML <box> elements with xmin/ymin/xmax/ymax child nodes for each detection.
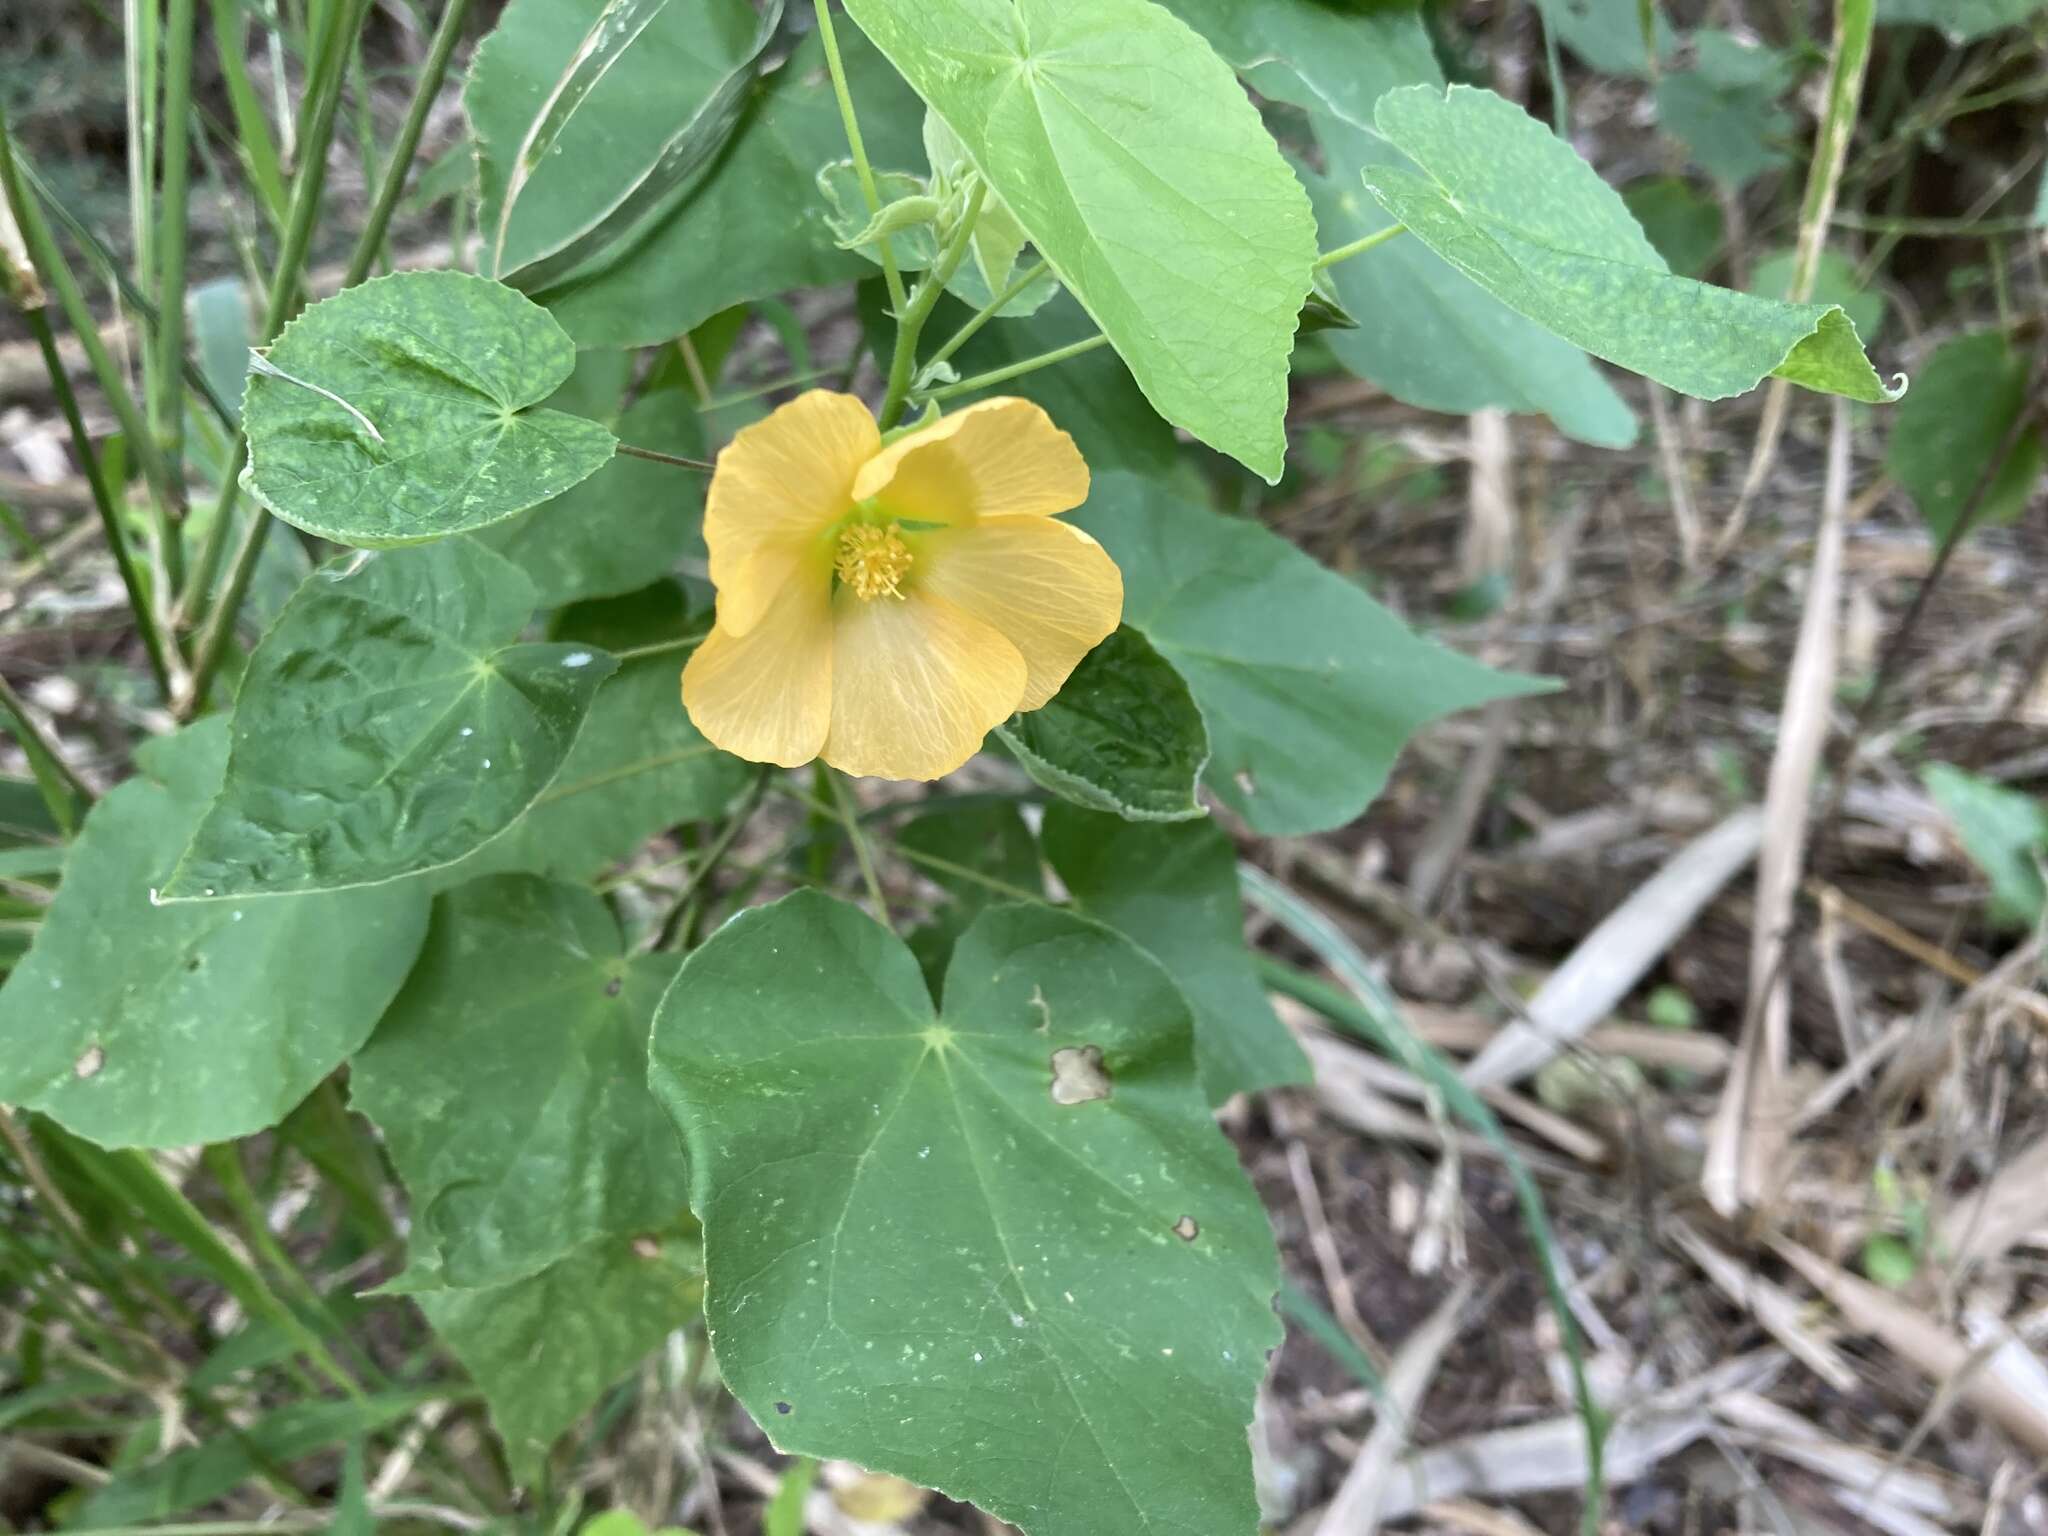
<box><xmin>630</xmin><ymin>1235</ymin><xmax>660</xmax><ymax>1260</ymax></box>
<box><xmin>605</xmin><ymin>977</ymin><xmax>624</xmax><ymax>998</ymax></box>
<box><xmin>74</xmin><ymin>1045</ymin><xmax>104</xmax><ymax>1080</ymax></box>
<box><xmin>1049</xmin><ymin>1044</ymin><xmax>1111</xmax><ymax>1105</ymax></box>
<box><xmin>1172</xmin><ymin>1215</ymin><xmax>1199</xmax><ymax>1241</ymax></box>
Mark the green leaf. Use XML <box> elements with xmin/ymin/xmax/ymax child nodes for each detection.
<box><xmin>80</xmin><ymin>1391</ymin><xmax>438</xmax><ymax>1526</ymax></box>
<box><xmin>1885</xmin><ymin>329</ymin><xmax>2043</xmax><ymax>540</ymax></box>
<box><xmin>841</xmin><ymin>0</ymin><xmax>1318</xmax><ymax>480</ymax></box>
<box><xmin>898</xmin><ymin>797</ymin><xmax>1044</xmax><ymax>985</ymax></box>
<box><xmin>1653</xmin><ymin>29</ymin><xmax>1797</xmax><ymax>187</ymax></box>
<box><xmin>1621</xmin><ymin>177</ymin><xmax>1724</xmax><ymax>278</ymax></box>
<box><xmin>1075</xmin><ymin>473</ymin><xmax>1549</xmax><ymax>837</ymax></box>
<box><xmin>1364</xmin><ymin>85</ymin><xmax>1903</xmax><ymax>404</ymax></box>
<box><xmin>452</xmin><ymin>583</ymin><xmax>749</xmax><ymax>883</ymax></box>
<box><xmin>649</xmin><ymin>893</ymin><xmax>1281</xmax><ymax>1536</ymax></box>
<box><xmin>1752</xmin><ymin>245</ymin><xmax>1886</xmax><ymax>345</ymax></box>
<box><xmin>1042</xmin><ymin>806</ymin><xmax>1308</xmax><ymax>1104</ymax></box>
<box><xmin>820</xmin><ymin>162</ymin><xmax>1058</xmax><ymax>320</ymax></box>
<box><xmin>1923</xmin><ymin>764</ymin><xmax>2048</xmax><ymax>929</ymax></box>
<box><xmin>241</xmin><ymin>271</ymin><xmax>619</xmax><ymax>545</ymax></box>
<box><xmin>1534</xmin><ymin>0</ymin><xmax>1674</xmax><ymax>75</ymax></box>
<box><xmin>418</xmin><ymin>1227</ymin><xmax>702</xmax><ymax>1481</ymax></box>
<box><xmin>997</xmin><ymin>626</ymin><xmax>1208</xmax><ymax>823</ymax></box>
<box><xmin>162</xmin><ymin>540</ymin><xmax>617</xmax><ymax>900</ymax></box>
<box><xmin>478</xmin><ymin>381</ymin><xmax>710</xmax><ymax>608</ymax></box>
<box><xmin>763</xmin><ymin>1459</ymin><xmax>818</xmax><ymax>1536</ymax></box>
<box><xmin>0</xmin><ymin>721</ymin><xmax>428</xmax><ymax>1149</ymax></box>
<box><xmin>1303</xmin><ymin>110</ymin><xmax>1637</xmax><ymax>449</ymax></box>
<box><xmin>484</xmin><ymin>0</ymin><xmax>785</xmax><ymax>291</ymax></box>
<box><xmin>352</xmin><ymin>876</ymin><xmax>692</xmax><ymax>1291</ymax></box>
<box><xmin>1160</xmin><ymin>0</ymin><xmax>1439</xmax><ymax>130</ymax></box>
<box><xmin>469</xmin><ymin>0</ymin><xmax>923</xmax><ymax>348</ymax></box>
<box><xmin>1876</xmin><ymin>0</ymin><xmax>2046</xmax><ymax>38</ymax></box>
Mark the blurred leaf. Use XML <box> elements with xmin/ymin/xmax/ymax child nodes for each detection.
<box><xmin>162</xmin><ymin>541</ymin><xmax>616</xmax><ymax>899</ymax></box>
<box><xmin>1303</xmin><ymin>111</ymin><xmax>1637</xmax><ymax>449</ymax></box>
<box><xmin>650</xmin><ymin>893</ymin><xmax>1280</xmax><ymax>1536</ymax></box>
<box><xmin>1364</xmin><ymin>85</ymin><xmax>1902</xmax><ymax>404</ymax></box>
<box><xmin>469</xmin><ymin>1</ymin><xmax>923</xmax><ymax>347</ymax></box>
<box><xmin>842</xmin><ymin>0</ymin><xmax>1318</xmax><ymax>480</ymax></box>
<box><xmin>1533</xmin><ymin>0</ymin><xmax>1675</xmax><ymax>74</ymax></box>
<box><xmin>0</xmin><ymin>721</ymin><xmax>428</xmax><ymax>1148</ymax></box>
<box><xmin>1923</xmin><ymin>763</ymin><xmax>2048</xmax><ymax>929</ymax></box>
<box><xmin>1075</xmin><ymin>473</ymin><xmax>1548</xmax><ymax>836</ymax></box>
<box><xmin>1160</xmin><ymin>0</ymin><xmax>1438</xmax><ymax>130</ymax></box>
<box><xmin>1043</xmin><ymin>806</ymin><xmax>1309</xmax><ymax>1104</ymax></box>
<box><xmin>898</xmin><ymin>798</ymin><xmax>1044</xmax><ymax>984</ymax></box>
<box><xmin>241</xmin><ymin>271</ymin><xmax>618</xmax><ymax>545</ymax></box>
<box><xmin>420</xmin><ymin>1227</ymin><xmax>703</xmax><ymax>1483</ymax></box>
<box><xmin>1621</xmin><ymin>177</ymin><xmax>1724</xmax><ymax>278</ymax></box>
<box><xmin>1875</xmin><ymin>0</ymin><xmax>2046</xmax><ymax>38</ymax></box>
<box><xmin>1886</xmin><ymin>329</ymin><xmax>2043</xmax><ymax>539</ymax></box>
<box><xmin>353</xmin><ymin>876</ymin><xmax>692</xmax><ymax>1291</ymax></box>
<box><xmin>998</xmin><ymin>626</ymin><xmax>1209</xmax><ymax>824</ymax></box>
<box><xmin>1752</xmin><ymin>245</ymin><xmax>1885</xmax><ymax>342</ymax></box>
<box><xmin>763</xmin><ymin>1458</ymin><xmax>817</xmax><ymax>1536</ymax></box>
<box><xmin>1653</xmin><ymin>30</ymin><xmax>1797</xmax><ymax>187</ymax></box>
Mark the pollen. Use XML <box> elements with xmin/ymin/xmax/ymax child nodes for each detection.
<box><xmin>835</xmin><ymin>522</ymin><xmax>913</xmax><ymax>601</ymax></box>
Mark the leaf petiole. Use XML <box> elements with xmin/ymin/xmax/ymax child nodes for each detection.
<box><xmin>616</xmin><ymin>441</ymin><xmax>714</xmax><ymax>472</ymax></box>
<box><xmin>919</xmin><ymin>332</ymin><xmax>1112</xmax><ymax>404</ymax></box>
<box><xmin>1311</xmin><ymin>222</ymin><xmax>1406</xmax><ymax>271</ymax></box>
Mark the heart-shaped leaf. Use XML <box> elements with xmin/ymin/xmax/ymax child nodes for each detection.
<box><xmin>650</xmin><ymin>893</ymin><xmax>1280</xmax><ymax>1536</ymax></box>
<box><xmin>161</xmin><ymin>540</ymin><xmax>616</xmax><ymax>900</ymax></box>
<box><xmin>241</xmin><ymin>271</ymin><xmax>618</xmax><ymax>545</ymax></box>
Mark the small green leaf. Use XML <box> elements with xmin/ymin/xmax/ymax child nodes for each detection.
<box><xmin>478</xmin><ymin>381</ymin><xmax>712</xmax><ymax>608</ymax></box>
<box><xmin>418</xmin><ymin>1227</ymin><xmax>703</xmax><ymax>1482</ymax></box>
<box><xmin>162</xmin><ymin>541</ymin><xmax>616</xmax><ymax>900</ymax></box>
<box><xmin>842</xmin><ymin>0</ymin><xmax>1319</xmax><ymax>480</ymax></box>
<box><xmin>1653</xmin><ymin>30</ymin><xmax>1797</xmax><ymax>188</ymax></box>
<box><xmin>0</xmin><ymin>721</ymin><xmax>428</xmax><ymax>1149</ymax></box>
<box><xmin>1885</xmin><ymin>329</ymin><xmax>2043</xmax><ymax>539</ymax></box>
<box><xmin>831</xmin><ymin>183</ymin><xmax>947</xmax><ymax>250</ymax></box>
<box><xmin>1075</xmin><ymin>473</ymin><xmax>1548</xmax><ymax>836</ymax></box>
<box><xmin>1303</xmin><ymin>110</ymin><xmax>1637</xmax><ymax>449</ymax></box>
<box><xmin>1923</xmin><ymin>763</ymin><xmax>2048</xmax><ymax>929</ymax></box>
<box><xmin>353</xmin><ymin>876</ymin><xmax>692</xmax><ymax>1291</ymax></box>
<box><xmin>649</xmin><ymin>893</ymin><xmax>1280</xmax><ymax>1536</ymax></box>
<box><xmin>997</xmin><ymin>626</ymin><xmax>1208</xmax><ymax>823</ymax></box>
<box><xmin>762</xmin><ymin>1458</ymin><xmax>818</xmax><ymax>1536</ymax></box>
<box><xmin>1043</xmin><ymin>806</ymin><xmax>1308</xmax><ymax>1104</ymax></box>
<box><xmin>241</xmin><ymin>271</ymin><xmax>618</xmax><ymax>545</ymax></box>
<box><xmin>470</xmin><ymin>0</ymin><xmax>924</xmax><ymax>347</ymax></box>
<box><xmin>1364</xmin><ymin>85</ymin><xmax>1903</xmax><ymax>404</ymax></box>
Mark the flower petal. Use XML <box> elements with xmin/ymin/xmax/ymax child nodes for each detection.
<box><xmin>681</xmin><ymin>571</ymin><xmax>834</xmax><ymax>768</ymax></box>
<box><xmin>822</xmin><ymin>590</ymin><xmax>1027</xmax><ymax>781</ymax></box>
<box><xmin>851</xmin><ymin>397</ymin><xmax>1088</xmax><ymax>525</ymax></box>
<box><xmin>918</xmin><ymin>516</ymin><xmax>1124</xmax><ymax>711</ymax></box>
<box><xmin>706</xmin><ymin>391</ymin><xmax>878</xmax><ymax>636</ymax></box>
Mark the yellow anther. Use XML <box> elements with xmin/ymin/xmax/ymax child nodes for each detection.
<box><xmin>834</xmin><ymin>522</ymin><xmax>913</xmax><ymax>601</ymax></box>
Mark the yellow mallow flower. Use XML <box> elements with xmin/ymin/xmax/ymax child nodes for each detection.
<box><xmin>682</xmin><ymin>392</ymin><xmax>1123</xmax><ymax>781</ymax></box>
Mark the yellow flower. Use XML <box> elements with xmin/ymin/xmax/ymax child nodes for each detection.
<box><xmin>682</xmin><ymin>392</ymin><xmax>1123</xmax><ymax>780</ymax></box>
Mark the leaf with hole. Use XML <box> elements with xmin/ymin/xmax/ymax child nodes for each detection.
<box><xmin>841</xmin><ymin>0</ymin><xmax>1318</xmax><ymax>480</ymax></box>
<box><xmin>240</xmin><ymin>271</ymin><xmax>618</xmax><ymax>545</ymax></box>
<box><xmin>997</xmin><ymin>625</ymin><xmax>1208</xmax><ymax>823</ymax></box>
<box><xmin>353</xmin><ymin>876</ymin><xmax>691</xmax><ymax>1291</ymax></box>
<box><xmin>0</xmin><ymin>721</ymin><xmax>428</xmax><ymax>1149</ymax></box>
<box><xmin>649</xmin><ymin>893</ymin><xmax>1280</xmax><ymax>1536</ymax></box>
<box><xmin>1075</xmin><ymin>472</ymin><xmax>1548</xmax><ymax>837</ymax></box>
<box><xmin>1363</xmin><ymin>85</ymin><xmax>1902</xmax><ymax>404</ymax></box>
<box><xmin>1043</xmin><ymin>806</ymin><xmax>1308</xmax><ymax>1104</ymax></box>
<box><xmin>161</xmin><ymin>540</ymin><xmax>616</xmax><ymax>900</ymax></box>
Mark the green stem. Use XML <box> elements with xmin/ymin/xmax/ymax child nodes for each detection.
<box><xmin>0</xmin><ymin>672</ymin><xmax>92</xmax><ymax>835</ymax></box>
<box><xmin>26</xmin><ymin>307</ymin><xmax>176</xmax><ymax>697</ymax></box>
<box><xmin>126</xmin><ymin>0</ymin><xmax>160</xmax><ymax>304</ymax></box>
<box><xmin>827</xmin><ymin>768</ymin><xmax>893</xmax><ymax>931</ymax></box>
<box><xmin>341</xmin><ymin>0</ymin><xmax>474</xmax><ymax>290</ymax></box>
<box><xmin>1312</xmin><ymin>222</ymin><xmax>1405</xmax><ymax>270</ymax></box>
<box><xmin>879</xmin><ymin>179</ymin><xmax>988</xmax><ymax>429</ymax></box>
<box><xmin>918</xmin><ymin>256</ymin><xmax>1049</xmax><ymax>386</ymax></box>
<box><xmin>655</xmin><ymin>765</ymin><xmax>773</xmax><ymax>950</ymax></box>
<box><xmin>921</xmin><ymin>333</ymin><xmax>1111</xmax><ymax>404</ymax></box>
<box><xmin>812</xmin><ymin>0</ymin><xmax>906</xmax><ymax>317</ymax></box>
<box><xmin>152</xmin><ymin>0</ymin><xmax>198</xmax><ymax>537</ymax></box>
<box><xmin>616</xmin><ymin>441</ymin><xmax>715</xmax><ymax>472</ymax></box>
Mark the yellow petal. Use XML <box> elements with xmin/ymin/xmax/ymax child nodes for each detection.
<box><xmin>850</xmin><ymin>397</ymin><xmax>1088</xmax><ymax>526</ymax></box>
<box><xmin>918</xmin><ymin>516</ymin><xmax>1123</xmax><ymax>711</ymax></box>
<box><xmin>822</xmin><ymin>589</ymin><xmax>1027</xmax><ymax>781</ymax></box>
<box><xmin>705</xmin><ymin>391</ymin><xmax>878</xmax><ymax>637</ymax></box>
<box><xmin>681</xmin><ymin>571</ymin><xmax>834</xmax><ymax>768</ymax></box>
